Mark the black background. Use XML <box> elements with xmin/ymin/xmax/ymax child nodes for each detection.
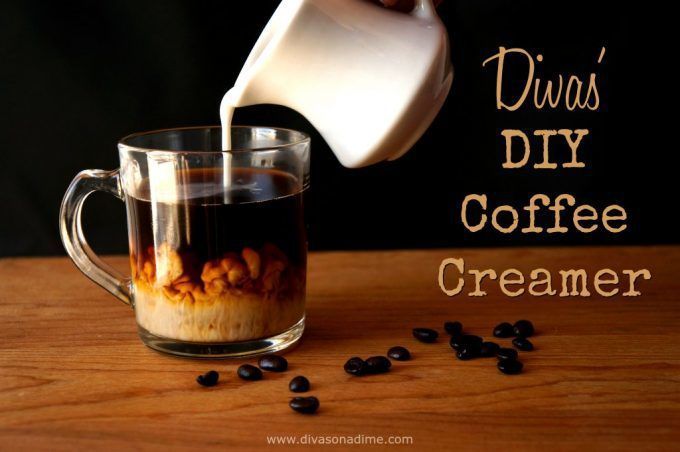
<box><xmin>0</xmin><ymin>1</ymin><xmax>675</xmax><ymax>256</ymax></box>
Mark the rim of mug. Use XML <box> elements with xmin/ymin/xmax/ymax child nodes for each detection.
<box><xmin>118</xmin><ymin>125</ymin><xmax>310</xmax><ymax>154</ymax></box>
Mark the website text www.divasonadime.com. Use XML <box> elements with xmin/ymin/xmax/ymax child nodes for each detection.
<box><xmin>266</xmin><ymin>434</ymin><xmax>414</xmax><ymax>446</ymax></box>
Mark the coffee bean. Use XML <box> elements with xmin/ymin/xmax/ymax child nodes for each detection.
<box><xmin>497</xmin><ymin>359</ymin><xmax>523</xmax><ymax>375</ymax></box>
<box><xmin>387</xmin><ymin>346</ymin><xmax>411</xmax><ymax>361</ymax></box>
<box><xmin>449</xmin><ymin>335</ymin><xmax>460</xmax><ymax>350</ymax></box>
<box><xmin>513</xmin><ymin>320</ymin><xmax>535</xmax><ymax>337</ymax></box>
<box><xmin>196</xmin><ymin>370</ymin><xmax>219</xmax><ymax>387</ymax></box>
<box><xmin>456</xmin><ymin>342</ymin><xmax>481</xmax><ymax>360</ymax></box>
<box><xmin>480</xmin><ymin>341</ymin><xmax>500</xmax><ymax>357</ymax></box>
<box><xmin>444</xmin><ymin>321</ymin><xmax>463</xmax><ymax>336</ymax></box>
<box><xmin>449</xmin><ymin>334</ymin><xmax>483</xmax><ymax>351</ymax></box>
<box><xmin>289</xmin><ymin>376</ymin><xmax>310</xmax><ymax>392</ymax></box>
<box><xmin>237</xmin><ymin>364</ymin><xmax>262</xmax><ymax>381</ymax></box>
<box><xmin>493</xmin><ymin>322</ymin><xmax>515</xmax><ymax>338</ymax></box>
<box><xmin>463</xmin><ymin>334</ymin><xmax>483</xmax><ymax>344</ymax></box>
<box><xmin>496</xmin><ymin>348</ymin><xmax>518</xmax><ymax>361</ymax></box>
<box><xmin>412</xmin><ymin>328</ymin><xmax>438</xmax><ymax>343</ymax></box>
<box><xmin>365</xmin><ymin>356</ymin><xmax>392</xmax><ymax>374</ymax></box>
<box><xmin>344</xmin><ymin>357</ymin><xmax>367</xmax><ymax>376</ymax></box>
<box><xmin>512</xmin><ymin>336</ymin><xmax>534</xmax><ymax>351</ymax></box>
<box><xmin>289</xmin><ymin>396</ymin><xmax>319</xmax><ymax>414</ymax></box>
<box><xmin>258</xmin><ymin>355</ymin><xmax>288</xmax><ymax>372</ymax></box>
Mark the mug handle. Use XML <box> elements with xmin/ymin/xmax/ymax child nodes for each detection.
<box><xmin>59</xmin><ymin>169</ymin><xmax>132</xmax><ymax>306</ymax></box>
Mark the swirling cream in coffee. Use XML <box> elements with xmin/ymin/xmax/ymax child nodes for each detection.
<box><xmin>126</xmin><ymin>168</ymin><xmax>306</xmax><ymax>342</ymax></box>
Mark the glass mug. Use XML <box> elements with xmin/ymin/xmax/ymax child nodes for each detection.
<box><xmin>60</xmin><ymin>126</ymin><xmax>310</xmax><ymax>358</ymax></box>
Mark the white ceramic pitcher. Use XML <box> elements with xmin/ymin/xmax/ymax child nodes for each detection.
<box><xmin>223</xmin><ymin>0</ymin><xmax>453</xmax><ymax>168</ymax></box>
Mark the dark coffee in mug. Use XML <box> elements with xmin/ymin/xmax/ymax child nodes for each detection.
<box><xmin>61</xmin><ymin>126</ymin><xmax>310</xmax><ymax>357</ymax></box>
<box><xmin>127</xmin><ymin>168</ymin><xmax>307</xmax><ymax>343</ymax></box>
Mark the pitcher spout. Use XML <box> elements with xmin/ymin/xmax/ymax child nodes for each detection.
<box><xmin>226</xmin><ymin>0</ymin><xmax>305</xmax><ymax>109</ymax></box>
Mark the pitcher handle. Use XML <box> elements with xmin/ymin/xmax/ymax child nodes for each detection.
<box><xmin>59</xmin><ymin>169</ymin><xmax>132</xmax><ymax>306</ymax></box>
<box><xmin>411</xmin><ymin>0</ymin><xmax>436</xmax><ymax>19</ymax></box>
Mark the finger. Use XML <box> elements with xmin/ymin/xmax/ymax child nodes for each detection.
<box><xmin>380</xmin><ymin>0</ymin><xmax>416</xmax><ymax>12</ymax></box>
<box><xmin>370</xmin><ymin>0</ymin><xmax>443</xmax><ymax>13</ymax></box>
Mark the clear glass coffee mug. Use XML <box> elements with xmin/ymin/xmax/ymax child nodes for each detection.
<box><xmin>60</xmin><ymin>126</ymin><xmax>310</xmax><ymax>358</ymax></box>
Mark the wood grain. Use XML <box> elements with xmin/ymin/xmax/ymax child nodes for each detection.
<box><xmin>1</xmin><ymin>247</ymin><xmax>679</xmax><ymax>451</ymax></box>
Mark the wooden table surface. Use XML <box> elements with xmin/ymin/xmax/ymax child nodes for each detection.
<box><xmin>1</xmin><ymin>247</ymin><xmax>679</xmax><ymax>451</ymax></box>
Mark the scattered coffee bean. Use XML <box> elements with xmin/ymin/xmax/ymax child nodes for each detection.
<box><xmin>496</xmin><ymin>348</ymin><xmax>518</xmax><ymax>361</ymax></box>
<box><xmin>512</xmin><ymin>336</ymin><xmax>534</xmax><ymax>351</ymax></box>
<box><xmin>493</xmin><ymin>322</ymin><xmax>515</xmax><ymax>338</ymax></box>
<box><xmin>456</xmin><ymin>342</ymin><xmax>481</xmax><ymax>360</ymax></box>
<box><xmin>444</xmin><ymin>321</ymin><xmax>463</xmax><ymax>336</ymax></box>
<box><xmin>289</xmin><ymin>396</ymin><xmax>319</xmax><ymax>414</ymax></box>
<box><xmin>513</xmin><ymin>320</ymin><xmax>535</xmax><ymax>337</ymax></box>
<box><xmin>237</xmin><ymin>364</ymin><xmax>263</xmax><ymax>381</ymax></box>
<box><xmin>480</xmin><ymin>341</ymin><xmax>500</xmax><ymax>357</ymax></box>
<box><xmin>365</xmin><ymin>356</ymin><xmax>392</xmax><ymax>374</ymax></box>
<box><xmin>387</xmin><ymin>346</ymin><xmax>411</xmax><ymax>361</ymax></box>
<box><xmin>258</xmin><ymin>355</ymin><xmax>288</xmax><ymax>372</ymax></box>
<box><xmin>344</xmin><ymin>357</ymin><xmax>367</xmax><ymax>376</ymax></box>
<box><xmin>497</xmin><ymin>359</ymin><xmax>523</xmax><ymax>375</ymax></box>
<box><xmin>412</xmin><ymin>328</ymin><xmax>438</xmax><ymax>343</ymax></box>
<box><xmin>289</xmin><ymin>376</ymin><xmax>310</xmax><ymax>392</ymax></box>
<box><xmin>196</xmin><ymin>370</ymin><xmax>219</xmax><ymax>387</ymax></box>
<box><xmin>449</xmin><ymin>334</ymin><xmax>483</xmax><ymax>351</ymax></box>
